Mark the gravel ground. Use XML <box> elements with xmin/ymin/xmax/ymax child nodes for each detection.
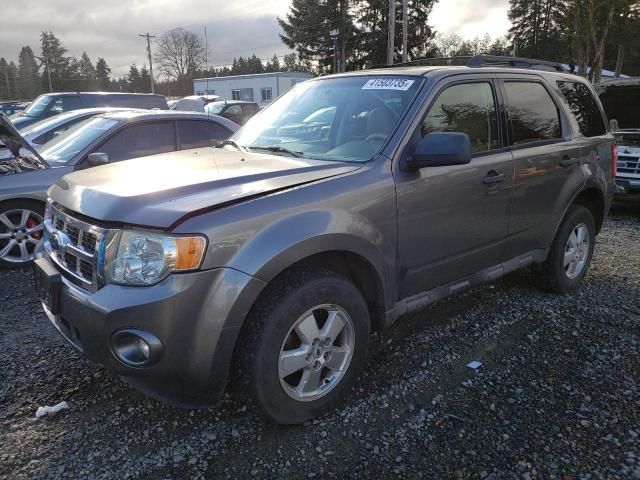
<box><xmin>1</xmin><ymin>199</ymin><xmax>639</xmax><ymax>479</ymax></box>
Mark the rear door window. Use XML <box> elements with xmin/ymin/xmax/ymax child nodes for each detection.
<box><xmin>98</xmin><ymin>122</ymin><xmax>176</xmax><ymax>162</ymax></box>
<box><xmin>557</xmin><ymin>81</ymin><xmax>607</xmax><ymax>137</ymax></box>
<box><xmin>177</xmin><ymin>120</ymin><xmax>232</xmax><ymax>149</ymax></box>
<box><xmin>503</xmin><ymin>82</ymin><xmax>562</xmax><ymax>145</ymax></box>
<box><xmin>421</xmin><ymin>82</ymin><xmax>499</xmax><ymax>153</ymax></box>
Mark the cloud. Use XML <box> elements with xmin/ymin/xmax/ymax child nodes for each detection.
<box><xmin>0</xmin><ymin>0</ymin><xmax>291</xmax><ymax>76</ymax></box>
<box><xmin>1</xmin><ymin>0</ymin><xmax>511</xmax><ymax>78</ymax></box>
<box><xmin>430</xmin><ymin>0</ymin><xmax>510</xmax><ymax>39</ymax></box>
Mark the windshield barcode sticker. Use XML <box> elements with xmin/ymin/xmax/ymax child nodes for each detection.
<box><xmin>362</xmin><ymin>79</ymin><xmax>415</xmax><ymax>91</ymax></box>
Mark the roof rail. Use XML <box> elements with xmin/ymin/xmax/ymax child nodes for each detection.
<box><xmin>467</xmin><ymin>55</ymin><xmax>567</xmax><ymax>72</ymax></box>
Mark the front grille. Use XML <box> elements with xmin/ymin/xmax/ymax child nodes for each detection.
<box><xmin>44</xmin><ymin>201</ymin><xmax>114</xmax><ymax>292</ymax></box>
<box><xmin>617</xmin><ymin>155</ymin><xmax>640</xmax><ymax>176</ymax></box>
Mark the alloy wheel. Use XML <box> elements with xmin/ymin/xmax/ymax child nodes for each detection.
<box><xmin>0</xmin><ymin>209</ymin><xmax>44</xmax><ymax>264</ymax></box>
<box><xmin>278</xmin><ymin>304</ymin><xmax>355</xmax><ymax>402</ymax></box>
<box><xmin>564</xmin><ymin>223</ymin><xmax>590</xmax><ymax>280</ymax></box>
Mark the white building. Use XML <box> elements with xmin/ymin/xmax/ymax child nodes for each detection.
<box><xmin>193</xmin><ymin>72</ymin><xmax>314</xmax><ymax>108</ymax></box>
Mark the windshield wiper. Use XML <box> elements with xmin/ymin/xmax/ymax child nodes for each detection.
<box><xmin>248</xmin><ymin>145</ymin><xmax>304</xmax><ymax>158</ymax></box>
<box><xmin>215</xmin><ymin>139</ymin><xmax>247</xmax><ymax>152</ymax></box>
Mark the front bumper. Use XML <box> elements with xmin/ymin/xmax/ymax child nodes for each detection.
<box><xmin>615</xmin><ymin>177</ymin><xmax>640</xmax><ymax>194</ymax></box>
<box><xmin>36</xmin><ymin>252</ymin><xmax>265</xmax><ymax>407</ymax></box>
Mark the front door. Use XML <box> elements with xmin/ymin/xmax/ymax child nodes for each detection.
<box><xmin>395</xmin><ymin>79</ymin><xmax>514</xmax><ymax>298</ymax></box>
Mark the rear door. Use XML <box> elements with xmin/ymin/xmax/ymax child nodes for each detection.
<box><xmin>95</xmin><ymin>121</ymin><xmax>177</xmax><ymax>162</ymax></box>
<box><xmin>498</xmin><ymin>76</ymin><xmax>585</xmax><ymax>252</ymax></box>
<box><xmin>395</xmin><ymin>77</ymin><xmax>514</xmax><ymax>298</ymax></box>
<box><xmin>176</xmin><ymin>120</ymin><xmax>233</xmax><ymax>149</ymax></box>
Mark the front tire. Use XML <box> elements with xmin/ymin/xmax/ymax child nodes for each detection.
<box><xmin>539</xmin><ymin>205</ymin><xmax>596</xmax><ymax>293</ymax></box>
<box><xmin>0</xmin><ymin>200</ymin><xmax>45</xmax><ymax>269</ymax></box>
<box><xmin>236</xmin><ymin>268</ymin><xmax>370</xmax><ymax>424</ymax></box>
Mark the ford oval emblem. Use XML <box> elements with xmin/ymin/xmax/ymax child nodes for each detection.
<box><xmin>51</xmin><ymin>230</ymin><xmax>71</xmax><ymax>252</ymax></box>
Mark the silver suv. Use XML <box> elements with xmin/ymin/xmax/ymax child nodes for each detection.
<box><xmin>34</xmin><ymin>57</ymin><xmax>616</xmax><ymax>424</ymax></box>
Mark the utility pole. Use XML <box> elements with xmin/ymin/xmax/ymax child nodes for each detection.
<box><xmin>330</xmin><ymin>29</ymin><xmax>340</xmax><ymax>73</ymax></box>
<box><xmin>204</xmin><ymin>26</ymin><xmax>208</xmax><ymax>69</ymax></box>
<box><xmin>387</xmin><ymin>0</ymin><xmax>396</xmax><ymax>66</ymax></box>
<box><xmin>44</xmin><ymin>54</ymin><xmax>53</xmax><ymax>92</ymax></box>
<box><xmin>139</xmin><ymin>33</ymin><xmax>156</xmax><ymax>93</ymax></box>
<box><xmin>4</xmin><ymin>69</ymin><xmax>10</xmax><ymax>99</ymax></box>
<box><xmin>402</xmin><ymin>0</ymin><xmax>408</xmax><ymax>64</ymax></box>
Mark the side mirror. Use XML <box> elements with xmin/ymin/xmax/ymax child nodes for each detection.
<box><xmin>404</xmin><ymin>132</ymin><xmax>472</xmax><ymax>171</ymax></box>
<box><xmin>87</xmin><ymin>152</ymin><xmax>109</xmax><ymax>167</ymax></box>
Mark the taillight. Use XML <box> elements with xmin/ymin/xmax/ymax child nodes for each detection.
<box><xmin>611</xmin><ymin>143</ymin><xmax>618</xmax><ymax>177</ymax></box>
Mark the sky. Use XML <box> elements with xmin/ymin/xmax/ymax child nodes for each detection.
<box><xmin>0</xmin><ymin>0</ymin><xmax>510</xmax><ymax>77</ymax></box>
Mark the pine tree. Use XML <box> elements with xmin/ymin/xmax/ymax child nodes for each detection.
<box><xmin>96</xmin><ymin>57</ymin><xmax>111</xmax><ymax>91</ymax></box>
<box><xmin>38</xmin><ymin>31</ymin><xmax>71</xmax><ymax>91</ymax></box>
<box><xmin>508</xmin><ymin>0</ymin><xmax>569</xmax><ymax>61</ymax></box>
<box><xmin>140</xmin><ymin>65</ymin><xmax>151</xmax><ymax>93</ymax></box>
<box><xmin>128</xmin><ymin>64</ymin><xmax>141</xmax><ymax>92</ymax></box>
<box><xmin>0</xmin><ymin>58</ymin><xmax>9</xmax><ymax>99</ymax></box>
<box><xmin>17</xmin><ymin>46</ymin><xmax>40</xmax><ymax>99</ymax></box>
<box><xmin>265</xmin><ymin>54</ymin><xmax>282</xmax><ymax>72</ymax></box>
<box><xmin>279</xmin><ymin>0</ymin><xmax>358</xmax><ymax>73</ymax></box>
<box><xmin>354</xmin><ymin>0</ymin><xmax>437</xmax><ymax>67</ymax></box>
<box><xmin>77</xmin><ymin>52</ymin><xmax>97</xmax><ymax>91</ymax></box>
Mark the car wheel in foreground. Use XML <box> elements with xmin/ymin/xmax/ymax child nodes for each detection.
<box><xmin>539</xmin><ymin>205</ymin><xmax>595</xmax><ymax>293</ymax></box>
<box><xmin>0</xmin><ymin>200</ymin><xmax>45</xmax><ymax>269</ymax></box>
<box><xmin>236</xmin><ymin>268</ymin><xmax>370</xmax><ymax>424</ymax></box>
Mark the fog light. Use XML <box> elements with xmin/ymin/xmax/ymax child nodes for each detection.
<box><xmin>138</xmin><ymin>337</ymin><xmax>150</xmax><ymax>360</ymax></box>
<box><xmin>111</xmin><ymin>329</ymin><xmax>162</xmax><ymax>367</ymax></box>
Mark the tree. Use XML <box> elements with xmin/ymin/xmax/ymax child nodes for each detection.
<box><xmin>355</xmin><ymin>0</ymin><xmax>437</xmax><ymax>67</ymax></box>
<box><xmin>128</xmin><ymin>64</ymin><xmax>141</xmax><ymax>92</ymax></box>
<box><xmin>17</xmin><ymin>46</ymin><xmax>40</xmax><ymax>99</ymax></box>
<box><xmin>0</xmin><ymin>58</ymin><xmax>10</xmax><ymax>99</ymax></box>
<box><xmin>155</xmin><ymin>27</ymin><xmax>205</xmax><ymax>95</ymax></box>
<box><xmin>96</xmin><ymin>57</ymin><xmax>111</xmax><ymax>91</ymax></box>
<box><xmin>77</xmin><ymin>52</ymin><xmax>97</xmax><ymax>90</ymax></box>
<box><xmin>265</xmin><ymin>54</ymin><xmax>282</xmax><ymax>72</ymax></box>
<box><xmin>508</xmin><ymin>0</ymin><xmax>569</xmax><ymax>61</ymax></box>
<box><xmin>38</xmin><ymin>31</ymin><xmax>71</xmax><ymax>91</ymax></box>
<box><xmin>279</xmin><ymin>0</ymin><xmax>359</xmax><ymax>73</ymax></box>
<box><xmin>140</xmin><ymin>65</ymin><xmax>151</xmax><ymax>93</ymax></box>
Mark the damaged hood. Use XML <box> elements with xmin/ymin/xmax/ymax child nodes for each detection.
<box><xmin>0</xmin><ymin>114</ymin><xmax>49</xmax><ymax>174</ymax></box>
<box><xmin>49</xmin><ymin>147</ymin><xmax>361</xmax><ymax>228</ymax></box>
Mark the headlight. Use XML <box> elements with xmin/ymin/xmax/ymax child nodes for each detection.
<box><xmin>106</xmin><ymin>230</ymin><xmax>207</xmax><ymax>286</ymax></box>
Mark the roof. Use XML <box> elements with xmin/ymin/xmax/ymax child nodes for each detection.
<box><xmin>194</xmin><ymin>71</ymin><xmax>314</xmax><ymax>82</ymax></box>
<box><xmin>94</xmin><ymin>109</ymin><xmax>240</xmax><ymax>130</ymax></box>
<box><xmin>316</xmin><ymin>64</ymin><xmax>588</xmax><ymax>82</ymax></box>
<box><xmin>38</xmin><ymin>92</ymin><xmax>164</xmax><ymax>97</ymax></box>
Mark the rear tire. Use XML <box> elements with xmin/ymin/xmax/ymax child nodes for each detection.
<box><xmin>0</xmin><ymin>200</ymin><xmax>45</xmax><ymax>269</ymax></box>
<box><xmin>538</xmin><ymin>205</ymin><xmax>595</xmax><ymax>293</ymax></box>
<box><xmin>235</xmin><ymin>268</ymin><xmax>370</xmax><ymax>424</ymax></box>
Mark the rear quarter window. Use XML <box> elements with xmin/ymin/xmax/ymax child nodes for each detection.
<box><xmin>557</xmin><ymin>81</ymin><xmax>607</xmax><ymax>137</ymax></box>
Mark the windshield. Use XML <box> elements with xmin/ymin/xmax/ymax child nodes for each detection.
<box><xmin>22</xmin><ymin>95</ymin><xmax>53</xmax><ymax>118</ymax></box>
<box><xmin>40</xmin><ymin>117</ymin><xmax>119</xmax><ymax>166</ymax></box>
<box><xmin>232</xmin><ymin>76</ymin><xmax>421</xmax><ymax>162</ymax></box>
<box><xmin>205</xmin><ymin>102</ymin><xmax>225</xmax><ymax>115</ymax></box>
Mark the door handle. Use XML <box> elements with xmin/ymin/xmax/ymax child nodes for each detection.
<box><xmin>560</xmin><ymin>156</ymin><xmax>579</xmax><ymax>167</ymax></box>
<box><xmin>483</xmin><ymin>171</ymin><xmax>505</xmax><ymax>185</ymax></box>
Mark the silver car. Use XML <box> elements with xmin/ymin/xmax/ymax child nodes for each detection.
<box><xmin>0</xmin><ymin>110</ymin><xmax>238</xmax><ymax>267</ymax></box>
<box><xmin>18</xmin><ymin>108</ymin><xmax>141</xmax><ymax>147</ymax></box>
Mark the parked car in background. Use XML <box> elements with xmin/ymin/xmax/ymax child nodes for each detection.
<box><xmin>9</xmin><ymin>92</ymin><xmax>168</xmax><ymax>129</ymax></box>
<box><xmin>19</xmin><ymin>108</ymin><xmax>141</xmax><ymax>147</ymax></box>
<box><xmin>0</xmin><ymin>101</ymin><xmax>29</xmax><ymax>117</ymax></box>
<box><xmin>167</xmin><ymin>99</ymin><xmax>179</xmax><ymax>110</ymax></box>
<box><xmin>173</xmin><ymin>95</ymin><xmax>220</xmax><ymax>112</ymax></box>
<box><xmin>204</xmin><ymin>100</ymin><xmax>260</xmax><ymax>125</ymax></box>
<box><xmin>34</xmin><ymin>57</ymin><xmax>615</xmax><ymax>424</ymax></box>
<box><xmin>0</xmin><ymin>110</ymin><xmax>237</xmax><ymax>267</ymax></box>
<box><xmin>598</xmin><ymin>78</ymin><xmax>640</xmax><ymax>194</ymax></box>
